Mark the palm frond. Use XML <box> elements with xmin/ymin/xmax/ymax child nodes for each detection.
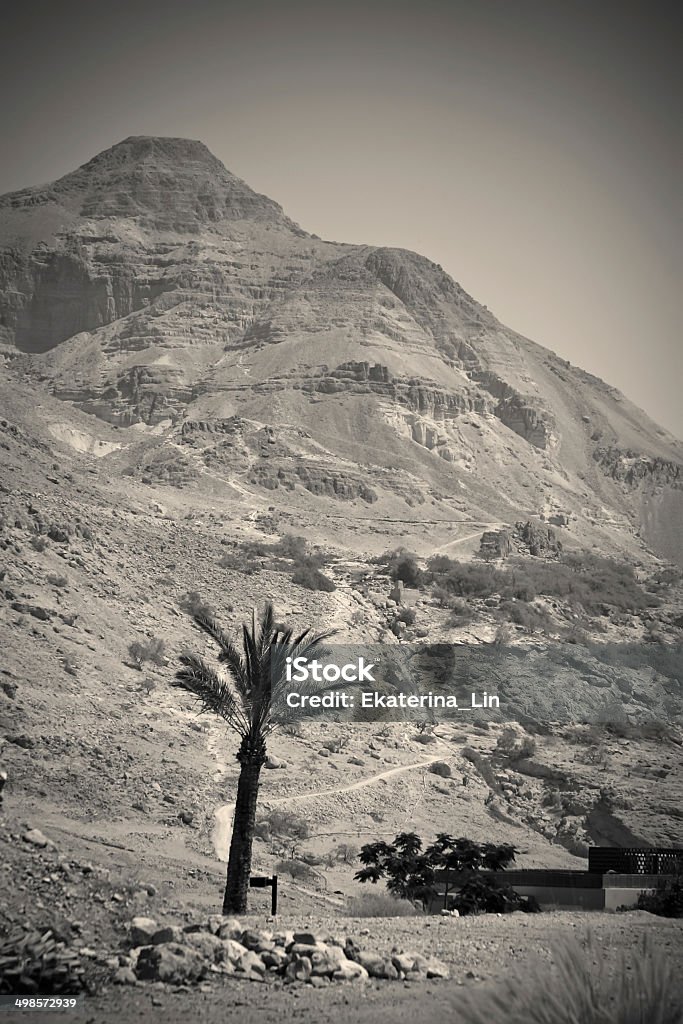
<box><xmin>174</xmin><ymin>652</ymin><xmax>249</xmax><ymax>735</ymax></box>
<box><xmin>191</xmin><ymin>613</ymin><xmax>251</xmax><ymax>703</ymax></box>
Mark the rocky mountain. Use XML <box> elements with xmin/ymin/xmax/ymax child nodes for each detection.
<box><xmin>0</xmin><ymin>139</ymin><xmax>682</xmax><ymax>964</ymax></box>
<box><xmin>0</xmin><ymin>136</ymin><xmax>680</xmax><ymax>565</ymax></box>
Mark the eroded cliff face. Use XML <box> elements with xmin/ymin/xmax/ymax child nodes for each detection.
<box><xmin>0</xmin><ymin>137</ymin><xmax>681</xmax><ymax>559</ymax></box>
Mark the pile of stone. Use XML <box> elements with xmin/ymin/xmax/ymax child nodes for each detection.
<box><xmin>117</xmin><ymin>916</ymin><xmax>450</xmax><ymax>987</ymax></box>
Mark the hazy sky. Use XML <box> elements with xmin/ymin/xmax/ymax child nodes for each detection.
<box><xmin>1</xmin><ymin>0</ymin><xmax>680</xmax><ymax>436</ymax></box>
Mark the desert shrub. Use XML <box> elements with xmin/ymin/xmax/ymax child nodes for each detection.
<box><xmin>429</xmin><ymin>761</ymin><xmax>452</xmax><ymax>778</ymax></box>
<box><xmin>292</xmin><ymin>564</ymin><xmax>336</xmax><ymax>592</ymax></box>
<box><xmin>413</xmin><ymin>731</ymin><xmax>437</xmax><ymax>745</ymax></box>
<box><xmin>331</xmin><ymin>843</ymin><xmax>359</xmax><ymax>865</ymax></box>
<box><xmin>457</xmin><ymin>933</ymin><xmax>681</xmax><ymax>1024</ymax></box>
<box><xmin>426</xmin><ymin>551</ymin><xmax>658</xmax><ymax>616</ymax></box>
<box><xmin>30</xmin><ymin>535</ymin><xmax>48</xmax><ymax>552</ymax></box>
<box><xmin>495</xmin><ymin>727</ymin><xmax>537</xmax><ymax>761</ymax></box>
<box><xmin>257</xmin><ymin>809</ymin><xmax>310</xmax><ymax>856</ymax></box>
<box><xmin>636</xmin><ymin>877</ymin><xmax>683</xmax><ymax>918</ymax></box>
<box><xmin>395</xmin><ymin>607</ymin><xmax>417</xmax><ymax>626</ymax></box>
<box><xmin>128</xmin><ymin>637</ymin><xmax>166</xmax><ymax>668</ymax></box>
<box><xmin>346</xmin><ymin>892</ymin><xmax>423</xmax><ymax>917</ymax></box>
<box><xmin>273</xmin><ymin>533</ymin><xmax>309</xmax><ymax>562</ymax></box>
<box><xmin>275</xmin><ymin>859</ymin><xmax>317</xmax><ymax>882</ymax></box>
<box><xmin>498</xmin><ymin>600</ymin><xmax>551</xmax><ymax>632</ymax></box>
<box><xmin>493</xmin><ymin>623</ymin><xmax>513</xmax><ymax>646</ymax></box>
<box><xmin>179</xmin><ymin>591</ymin><xmax>217</xmax><ymax>618</ymax></box>
<box><xmin>218</xmin><ymin>538</ymin><xmax>269</xmax><ymax>574</ymax></box>
<box><xmin>374</xmin><ymin>548</ymin><xmax>424</xmax><ymax>587</ymax></box>
<box><xmin>450</xmin><ymin>876</ymin><xmax>540</xmax><ymax>915</ymax></box>
<box><xmin>140</xmin><ymin>679</ymin><xmax>157</xmax><ymax>697</ymax></box>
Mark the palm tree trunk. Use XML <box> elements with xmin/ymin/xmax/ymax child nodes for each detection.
<box><xmin>223</xmin><ymin>744</ymin><xmax>265</xmax><ymax>914</ymax></box>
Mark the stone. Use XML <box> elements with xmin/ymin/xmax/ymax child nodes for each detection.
<box><xmin>261</xmin><ymin>947</ymin><xmax>288</xmax><ymax>970</ymax></box>
<box><xmin>216</xmin><ymin>918</ymin><xmax>243</xmax><ymax>941</ymax></box>
<box><xmin>236</xmin><ymin>950</ymin><xmax>266</xmax><ymax>976</ymax></box>
<box><xmin>183</xmin><ymin>931</ymin><xmax>227</xmax><ymax>962</ymax></box>
<box><xmin>355</xmin><ymin>950</ymin><xmax>399</xmax><ymax>979</ymax></box>
<box><xmin>292</xmin><ymin>931</ymin><xmax>322</xmax><ymax>946</ymax></box>
<box><xmin>333</xmin><ymin>961</ymin><xmax>369</xmax><ymax>982</ymax></box>
<box><xmin>425</xmin><ymin>958</ymin><xmax>450</xmax><ymax>979</ymax></box>
<box><xmin>135</xmin><ymin>943</ymin><xmax>206</xmax><ymax>984</ymax></box>
<box><xmin>22</xmin><ymin>829</ymin><xmax>53</xmax><ymax>849</ymax></box>
<box><xmin>129</xmin><ymin>916</ymin><xmax>158</xmax><ymax>946</ymax></box>
<box><xmin>310</xmin><ymin>946</ymin><xmax>349</xmax><ymax>976</ymax></box>
<box><xmin>220</xmin><ymin>939</ymin><xmax>249</xmax><ymax>964</ymax></box>
<box><xmin>241</xmin><ymin>928</ymin><xmax>273</xmax><ymax>950</ymax></box>
<box><xmin>289</xmin><ymin>942</ymin><xmax>328</xmax><ymax>957</ymax></box>
<box><xmin>151</xmin><ymin>926</ymin><xmax>183</xmax><ymax>945</ymax></box>
<box><xmin>113</xmin><ymin>967</ymin><xmax>138</xmax><ymax>985</ymax></box>
<box><xmin>392</xmin><ymin>952</ymin><xmax>419</xmax><ymax>973</ymax></box>
<box><xmin>285</xmin><ymin>955</ymin><xmax>312</xmax><ymax>983</ymax></box>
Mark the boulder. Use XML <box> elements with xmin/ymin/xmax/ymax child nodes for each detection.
<box><xmin>113</xmin><ymin>966</ymin><xmax>138</xmax><ymax>985</ymax></box>
<box><xmin>261</xmin><ymin>947</ymin><xmax>289</xmax><ymax>970</ymax></box>
<box><xmin>241</xmin><ymin>928</ymin><xmax>273</xmax><ymax>950</ymax></box>
<box><xmin>216</xmin><ymin>918</ymin><xmax>243</xmax><ymax>941</ymax></box>
<box><xmin>333</xmin><ymin>961</ymin><xmax>369</xmax><ymax>982</ymax></box>
<box><xmin>129</xmin><ymin>917</ymin><xmax>158</xmax><ymax>946</ymax></box>
<box><xmin>236</xmin><ymin>950</ymin><xmax>266</xmax><ymax>978</ymax></box>
<box><xmin>285</xmin><ymin>955</ymin><xmax>312</xmax><ymax>983</ymax></box>
<box><xmin>220</xmin><ymin>939</ymin><xmax>249</xmax><ymax>964</ymax></box>
<box><xmin>151</xmin><ymin>926</ymin><xmax>184</xmax><ymax>945</ymax></box>
<box><xmin>355</xmin><ymin>950</ymin><xmax>399</xmax><ymax>979</ymax></box>
<box><xmin>310</xmin><ymin>946</ymin><xmax>349</xmax><ymax>976</ymax></box>
<box><xmin>22</xmin><ymin>828</ymin><xmax>53</xmax><ymax>849</ymax></box>
<box><xmin>183</xmin><ymin>931</ymin><xmax>227</xmax><ymax>962</ymax></box>
<box><xmin>135</xmin><ymin>943</ymin><xmax>206</xmax><ymax>984</ymax></box>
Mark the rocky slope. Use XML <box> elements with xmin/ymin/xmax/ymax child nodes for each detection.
<box><xmin>0</xmin><ymin>141</ymin><xmax>681</xmax><ymax>945</ymax></box>
<box><xmin>0</xmin><ymin>136</ymin><xmax>680</xmax><ymax>566</ymax></box>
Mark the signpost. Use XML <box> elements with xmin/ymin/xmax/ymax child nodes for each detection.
<box><xmin>249</xmin><ymin>874</ymin><xmax>278</xmax><ymax>915</ymax></box>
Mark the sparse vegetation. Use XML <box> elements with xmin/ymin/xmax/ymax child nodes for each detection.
<box><xmin>178</xmin><ymin>591</ymin><xmax>217</xmax><ymax>619</ymax></box>
<box><xmin>457</xmin><ymin>933</ymin><xmax>681</xmax><ymax>1024</ymax></box>
<box><xmin>495</xmin><ymin>727</ymin><xmax>537</xmax><ymax>761</ymax></box>
<box><xmin>128</xmin><ymin>637</ymin><xmax>166</xmax><ymax>669</ymax></box>
<box><xmin>274</xmin><ymin>858</ymin><xmax>317</xmax><ymax>882</ymax></box>
<box><xmin>636</xmin><ymin>876</ymin><xmax>683</xmax><ymax>918</ymax></box>
<box><xmin>292</xmin><ymin>563</ymin><xmax>336</xmax><ymax>592</ymax></box>
<box><xmin>346</xmin><ymin>892</ymin><xmax>423</xmax><ymax>917</ymax></box>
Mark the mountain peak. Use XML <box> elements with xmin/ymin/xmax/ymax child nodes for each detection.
<box><xmin>1</xmin><ymin>136</ymin><xmax>296</xmax><ymax>233</ymax></box>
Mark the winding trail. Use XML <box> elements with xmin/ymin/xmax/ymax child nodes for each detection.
<box><xmin>213</xmin><ymin>753</ymin><xmax>449</xmax><ymax>861</ymax></box>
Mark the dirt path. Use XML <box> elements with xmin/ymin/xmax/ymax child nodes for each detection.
<box><xmin>432</xmin><ymin>527</ymin><xmax>499</xmax><ymax>553</ymax></box>
<box><xmin>213</xmin><ymin>753</ymin><xmax>451</xmax><ymax>860</ymax></box>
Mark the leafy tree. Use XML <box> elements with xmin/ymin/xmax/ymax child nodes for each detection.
<box><xmin>174</xmin><ymin>603</ymin><xmax>334</xmax><ymax>913</ymax></box>
<box><xmin>355</xmin><ymin>831</ymin><xmax>517</xmax><ymax>910</ymax></box>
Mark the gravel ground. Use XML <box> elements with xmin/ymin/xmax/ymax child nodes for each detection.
<box><xmin>13</xmin><ymin>910</ymin><xmax>683</xmax><ymax>1024</ymax></box>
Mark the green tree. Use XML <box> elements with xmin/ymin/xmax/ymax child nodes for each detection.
<box><xmin>174</xmin><ymin>602</ymin><xmax>334</xmax><ymax>913</ymax></box>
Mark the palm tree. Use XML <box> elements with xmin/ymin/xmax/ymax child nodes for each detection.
<box><xmin>173</xmin><ymin>602</ymin><xmax>334</xmax><ymax>914</ymax></box>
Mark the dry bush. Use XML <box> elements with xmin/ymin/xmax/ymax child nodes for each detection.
<box><xmin>346</xmin><ymin>892</ymin><xmax>423</xmax><ymax>918</ymax></box>
<box><xmin>128</xmin><ymin>637</ymin><xmax>166</xmax><ymax>669</ymax></box>
<box><xmin>496</xmin><ymin>726</ymin><xmax>537</xmax><ymax>761</ymax></box>
<box><xmin>457</xmin><ymin>932</ymin><xmax>681</xmax><ymax>1024</ymax></box>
